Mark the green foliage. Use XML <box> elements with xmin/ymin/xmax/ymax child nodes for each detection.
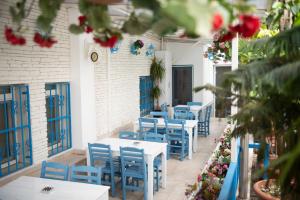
<box><xmin>69</xmin><ymin>24</ymin><xmax>85</xmax><ymax>34</ymax></box>
<box><xmin>122</xmin><ymin>13</ymin><xmax>153</xmax><ymax>35</ymax></box>
<box><xmin>150</xmin><ymin>57</ymin><xmax>165</xmax><ymax>82</ymax></box>
<box><xmin>151</xmin><ymin>85</ymin><xmax>161</xmax><ymax>100</ymax></box>
<box><xmin>36</xmin><ymin>0</ymin><xmax>63</xmax><ymax>34</ymax></box>
<box><xmin>9</xmin><ymin>0</ymin><xmax>26</xmax><ymax>26</ymax></box>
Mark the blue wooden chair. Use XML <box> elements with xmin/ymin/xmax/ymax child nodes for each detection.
<box><xmin>149</xmin><ymin>111</ymin><xmax>168</xmax><ymax>119</ymax></box>
<box><xmin>119</xmin><ymin>131</ymin><xmax>138</xmax><ymax>140</ymax></box>
<box><xmin>160</xmin><ymin>103</ymin><xmax>168</xmax><ymax>112</ymax></box>
<box><xmin>198</xmin><ymin>105</ymin><xmax>212</xmax><ymax>136</ymax></box>
<box><xmin>149</xmin><ymin>111</ymin><xmax>168</xmax><ymax>134</ymax></box>
<box><xmin>165</xmin><ymin>119</ymin><xmax>189</xmax><ymax>161</ymax></box>
<box><xmin>187</xmin><ymin>102</ymin><xmax>202</xmax><ymax>106</ymax></box>
<box><xmin>174</xmin><ymin>106</ymin><xmax>194</xmax><ymax>120</ymax></box>
<box><xmin>70</xmin><ymin>165</ymin><xmax>102</xmax><ymax>185</ymax></box>
<box><xmin>143</xmin><ymin>133</ymin><xmax>166</xmax><ymax>191</ymax></box>
<box><xmin>40</xmin><ymin>161</ymin><xmax>69</xmax><ymax>181</ymax></box>
<box><xmin>139</xmin><ymin>117</ymin><xmax>158</xmax><ymax>139</ymax></box>
<box><xmin>88</xmin><ymin>143</ymin><xmax>119</xmax><ymax>196</ymax></box>
<box><xmin>120</xmin><ymin>147</ymin><xmax>147</xmax><ymax>200</ymax></box>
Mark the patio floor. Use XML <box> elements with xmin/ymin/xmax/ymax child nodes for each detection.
<box><xmin>110</xmin><ymin>118</ymin><xmax>228</xmax><ymax>200</ymax></box>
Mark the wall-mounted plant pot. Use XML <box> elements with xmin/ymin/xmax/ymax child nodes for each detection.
<box><xmin>88</xmin><ymin>0</ymin><xmax>122</xmax><ymax>5</ymax></box>
<box><xmin>253</xmin><ymin>179</ymin><xmax>280</xmax><ymax>200</ymax></box>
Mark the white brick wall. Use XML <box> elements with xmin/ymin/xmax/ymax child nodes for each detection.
<box><xmin>0</xmin><ymin>1</ymin><xmax>71</xmax><ymax>164</ymax></box>
<box><xmin>94</xmin><ymin>35</ymin><xmax>160</xmax><ymax>137</ymax></box>
<box><xmin>0</xmin><ymin>0</ymin><xmax>161</xmax><ymax>165</ymax></box>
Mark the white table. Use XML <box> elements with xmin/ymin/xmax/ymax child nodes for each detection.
<box><xmin>175</xmin><ymin>104</ymin><xmax>203</xmax><ymax>120</ymax></box>
<box><xmin>134</xmin><ymin>118</ymin><xmax>198</xmax><ymax>158</ymax></box>
<box><xmin>87</xmin><ymin>138</ymin><xmax>167</xmax><ymax>200</ymax></box>
<box><xmin>0</xmin><ymin>176</ymin><xmax>110</xmax><ymax>200</ymax></box>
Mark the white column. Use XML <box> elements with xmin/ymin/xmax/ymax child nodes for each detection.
<box><xmin>230</xmin><ymin>36</ymin><xmax>239</xmax><ymax>162</ymax></box>
<box><xmin>68</xmin><ymin>7</ymin><xmax>97</xmax><ymax>149</ymax></box>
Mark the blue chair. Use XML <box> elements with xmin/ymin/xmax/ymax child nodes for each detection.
<box><xmin>139</xmin><ymin>117</ymin><xmax>158</xmax><ymax>139</ymax></box>
<box><xmin>174</xmin><ymin>106</ymin><xmax>194</xmax><ymax>120</ymax></box>
<box><xmin>160</xmin><ymin>103</ymin><xmax>168</xmax><ymax>112</ymax></box>
<box><xmin>165</xmin><ymin>119</ymin><xmax>189</xmax><ymax>161</ymax></box>
<box><xmin>187</xmin><ymin>102</ymin><xmax>202</xmax><ymax>106</ymax></box>
<box><xmin>149</xmin><ymin>111</ymin><xmax>168</xmax><ymax>119</ymax></box>
<box><xmin>143</xmin><ymin>133</ymin><xmax>166</xmax><ymax>191</ymax></box>
<box><xmin>70</xmin><ymin>165</ymin><xmax>102</xmax><ymax>185</ymax></box>
<box><xmin>120</xmin><ymin>147</ymin><xmax>147</xmax><ymax>200</ymax></box>
<box><xmin>119</xmin><ymin>131</ymin><xmax>138</xmax><ymax>140</ymax></box>
<box><xmin>88</xmin><ymin>143</ymin><xmax>119</xmax><ymax>196</ymax></box>
<box><xmin>198</xmin><ymin>105</ymin><xmax>212</xmax><ymax>136</ymax></box>
<box><xmin>40</xmin><ymin>161</ymin><xmax>69</xmax><ymax>181</ymax></box>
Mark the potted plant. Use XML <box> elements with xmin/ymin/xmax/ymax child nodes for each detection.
<box><xmin>150</xmin><ymin>57</ymin><xmax>165</xmax><ymax>111</ymax></box>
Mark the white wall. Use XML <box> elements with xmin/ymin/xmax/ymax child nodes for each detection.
<box><xmin>165</xmin><ymin>41</ymin><xmax>214</xmax><ymax>105</ymax></box>
<box><xmin>0</xmin><ymin>1</ymin><xmax>71</xmax><ymax>164</ymax></box>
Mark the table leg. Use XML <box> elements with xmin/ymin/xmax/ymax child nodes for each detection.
<box><xmin>161</xmin><ymin>147</ymin><xmax>167</xmax><ymax>188</ymax></box>
<box><xmin>147</xmin><ymin>156</ymin><xmax>154</xmax><ymax>200</ymax></box>
<box><xmin>193</xmin><ymin>125</ymin><xmax>198</xmax><ymax>153</ymax></box>
<box><xmin>188</xmin><ymin>128</ymin><xmax>193</xmax><ymax>160</ymax></box>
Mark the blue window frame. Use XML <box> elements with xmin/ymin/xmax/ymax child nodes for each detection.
<box><xmin>139</xmin><ymin>76</ymin><xmax>154</xmax><ymax>116</ymax></box>
<box><xmin>0</xmin><ymin>85</ymin><xmax>32</xmax><ymax>178</ymax></box>
<box><xmin>46</xmin><ymin>83</ymin><xmax>72</xmax><ymax>157</ymax></box>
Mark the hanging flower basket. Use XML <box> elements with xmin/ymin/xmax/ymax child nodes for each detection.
<box><xmin>130</xmin><ymin>39</ymin><xmax>144</xmax><ymax>55</ymax></box>
<box><xmin>87</xmin><ymin>0</ymin><xmax>122</xmax><ymax>5</ymax></box>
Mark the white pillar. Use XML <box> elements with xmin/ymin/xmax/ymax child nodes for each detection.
<box><xmin>68</xmin><ymin>7</ymin><xmax>97</xmax><ymax>149</ymax></box>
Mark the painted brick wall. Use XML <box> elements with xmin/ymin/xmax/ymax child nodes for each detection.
<box><xmin>0</xmin><ymin>0</ymin><xmax>161</xmax><ymax>165</ymax></box>
<box><xmin>0</xmin><ymin>1</ymin><xmax>71</xmax><ymax>164</ymax></box>
<box><xmin>94</xmin><ymin>35</ymin><xmax>160</xmax><ymax>137</ymax></box>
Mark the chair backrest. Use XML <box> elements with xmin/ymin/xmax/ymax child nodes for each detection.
<box><xmin>119</xmin><ymin>131</ymin><xmax>138</xmax><ymax>140</ymax></box>
<box><xmin>40</xmin><ymin>161</ymin><xmax>69</xmax><ymax>181</ymax></box>
<box><xmin>160</xmin><ymin>103</ymin><xmax>168</xmax><ymax>112</ymax></box>
<box><xmin>187</xmin><ymin>102</ymin><xmax>202</xmax><ymax>106</ymax></box>
<box><xmin>88</xmin><ymin>143</ymin><xmax>113</xmax><ymax>169</ymax></box>
<box><xmin>120</xmin><ymin>147</ymin><xmax>146</xmax><ymax>176</ymax></box>
<box><xmin>70</xmin><ymin>165</ymin><xmax>102</xmax><ymax>185</ymax></box>
<box><xmin>150</xmin><ymin>111</ymin><xmax>168</xmax><ymax>119</ymax></box>
<box><xmin>205</xmin><ymin>104</ymin><xmax>212</xmax><ymax>120</ymax></box>
<box><xmin>143</xmin><ymin>132</ymin><xmax>166</xmax><ymax>143</ymax></box>
<box><xmin>139</xmin><ymin>117</ymin><xmax>158</xmax><ymax>136</ymax></box>
<box><xmin>174</xmin><ymin>106</ymin><xmax>190</xmax><ymax>120</ymax></box>
<box><xmin>165</xmin><ymin>119</ymin><xmax>186</xmax><ymax>140</ymax></box>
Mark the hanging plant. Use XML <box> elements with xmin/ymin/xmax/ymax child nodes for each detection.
<box><xmin>130</xmin><ymin>39</ymin><xmax>144</xmax><ymax>55</ymax></box>
<box><xmin>150</xmin><ymin>57</ymin><xmax>165</xmax><ymax>110</ymax></box>
<box><xmin>5</xmin><ymin>0</ymin><xmax>259</xmax><ymax>48</ymax></box>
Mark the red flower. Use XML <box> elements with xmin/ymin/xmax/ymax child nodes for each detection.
<box><xmin>78</xmin><ymin>15</ymin><xmax>87</xmax><ymax>26</ymax></box>
<box><xmin>85</xmin><ymin>26</ymin><xmax>93</xmax><ymax>33</ymax></box>
<box><xmin>220</xmin><ymin>31</ymin><xmax>236</xmax><ymax>42</ymax></box>
<box><xmin>238</xmin><ymin>15</ymin><xmax>260</xmax><ymax>38</ymax></box>
<box><xmin>33</xmin><ymin>32</ymin><xmax>57</xmax><ymax>48</ymax></box>
<box><xmin>94</xmin><ymin>35</ymin><xmax>118</xmax><ymax>48</ymax></box>
<box><xmin>4</xmin><ymin>26</ymin><xmax>26</xmax><ymax>45</ymax></box>
<box><xmin>212</xmin><ymin>13</ymin><xmax>223</xmax><ymax>31</ymax></box>
<box><xmin>197</xmin><ymin>174</ymin><xmax>202</xmax><ymax>182</ymax></box>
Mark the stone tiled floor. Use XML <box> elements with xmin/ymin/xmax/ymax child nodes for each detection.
<box><xmin>110</xmin><ymin>118</ymin><xmax>228</xmax><ymax>200</ymax></box>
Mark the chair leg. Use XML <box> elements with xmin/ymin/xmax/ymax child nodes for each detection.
<box><xmin>144</xmin><ymin>179</ymin><xmax>148</xmax><ymax>200</ymax></box>
<box><xmin>122</xmin><ymin>175</ymin><xmax>127</xmax><ymax>200</ymax></box>
<box><xmin>111</xmin><ymin>173</ymin><xmax>116</xmax><ymax>197</ymax></box>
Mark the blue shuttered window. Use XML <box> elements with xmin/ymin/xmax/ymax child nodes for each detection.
<box><xmin>139</xmin><ymin>76</ymin><xmax>154</xmax><ymax>117</ymax></box>
<box><xmin>46</xmin><ymin>83</ymin><xmax>72</xmax><ymax>157</ymax></box>
<box><xmin>0</xmin><ymin>85</ymin><xmax>33</xmax><ymax>178</ymax></box>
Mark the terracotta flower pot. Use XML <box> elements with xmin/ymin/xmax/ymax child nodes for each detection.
<box><xmin>253</xmin><ymin>179</ymin><xmax>280</xmax><ymax>200</ymax></box>
<box><xmin>88</xmin><ymin>0</ymin><xmax>122</xmax><ymax>5</ymax></box>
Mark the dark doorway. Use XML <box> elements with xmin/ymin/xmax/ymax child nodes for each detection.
<box><xmin>172</xmin><ymin>66</ymin><xmax>193</xmax><ymax>106</ymax></box>
<box><xmin>215</xmin><ymin>66</ymin><xmax>231</xmax><ymax>118</ymax></box>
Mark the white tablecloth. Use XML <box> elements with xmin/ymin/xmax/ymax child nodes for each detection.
<box><xmin>0</xmin><ymin>176</ymin><xmax>110</xmax><ymax>200</ymax></box>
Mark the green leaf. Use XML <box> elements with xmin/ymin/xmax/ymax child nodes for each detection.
<box><xmin>122</xmin><ymin>13</ymin><xmax>153</xmax><ymax>35</ymax></box>
<box><xmin>36</xmin><ymin>16</ymin><xmax>53</xmax><ymax>33</ymax></box>
<box><xmin>131</xmin><ymin>0</ymin><xmax>160</xmax><ymax>10</ymax></box>
<box><xmin>69</xmin><ymin>24</ymin><xmax>85</xmax><ymax>34</ymax></box>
